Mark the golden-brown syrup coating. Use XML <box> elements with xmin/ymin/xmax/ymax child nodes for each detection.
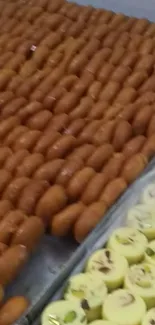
<box><xmin>0</xmin><ymin>0</ymin><xmax>155</xmax><ymax>252</ymax></box>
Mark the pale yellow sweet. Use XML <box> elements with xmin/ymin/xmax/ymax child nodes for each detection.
<box><xmin>85</xmin><ymin>248</ymin><xmax>128</xmax><ymax>290</ymax></box>
<box><xmin>124</xmin><ymin>263</ymin><xmax>155</xmax><ymax>308</ymax></box>
<box><xmin>107</xmin><ymin>227</ymin><xmax>148</xmax><ymax>264</ymax></box>
<box><xmin>142</xmin><ymin>308</ymin><xmax>155</xmax><ymax>325</ymax></box>
<box><xmin>102</xmin><ymin>289</ymin><xmax>146</xmax><ymax>325</ymax></box>
<box><xmin>41</xmin><ymin>300</ymin><xmax>87</xmax><ymax>325</ymax></box>
<box><xmin>64</xmin><ymin>271</ymin><xmax>107</xmax><ymax>322</ymax></box>
<box><xmin>127</xmin><ymin>204</ymin><xmax>155</xmax><ymax>240</ymax></box>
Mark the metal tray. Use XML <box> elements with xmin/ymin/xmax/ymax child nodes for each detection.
<box><xmin>9</xmin><ymin>236</ymin><xmax>80</xmax><ymax>325</ymax></box>
<box><xmin>14</xmin><ymin>155</ymin><xmax>155</xmax><ymax>325</ymax></box>
<box><xmin>33</xmin><ymin>158</ymin><xmax>155</xmax><ymax>325</ymax></box>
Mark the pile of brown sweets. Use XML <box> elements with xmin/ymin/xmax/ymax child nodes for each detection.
<box><xmin>0</xmin><ymin>0</ymin><xmax>155</xmax><ymax>298</ymax></box>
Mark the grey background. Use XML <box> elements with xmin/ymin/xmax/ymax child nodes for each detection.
<box><xmin>70</xmin><ymin>0</ymin><xmax>155</xmax><ymax>21</ymax></box>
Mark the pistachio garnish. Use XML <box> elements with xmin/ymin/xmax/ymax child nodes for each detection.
<box><xmin>120</xmin><ymin>293</ymin><xmax>135</xmax><ymax>306</ymax></box>
<box><xmin>99</xmin><ymin>266</ymin><xmax>111</xmax><ymax>273</ymax></box>
<box><xmin>64</xmin><ymin>311</ymin><xmax>77</xmax><ymax>323</ymax></box>
<box><xmin>81</xmin><ymin>299</ymin><xmax>90</xmax><ymax>310</ymax></box>
<box><xmin>116</xmin><ymin>235</ymin><xmax>134</xmax><ymax>245</ymax></box>
<box><xmin>71</xmin><ymin>289</ymin><xmax>85</xmax><ymax>298</ymax></box>
<box><xmin>146</xmin><ymin>248</ymin><xmax>155</xmax><ymax>256</ymax></box>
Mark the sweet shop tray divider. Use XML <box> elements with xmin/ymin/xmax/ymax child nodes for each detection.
<box><xmin>30</xmin><ymin>156</ymin><xmax>155</xmax><ymax>325</ymax></box>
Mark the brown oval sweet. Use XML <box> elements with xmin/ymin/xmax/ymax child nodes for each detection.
<box><xmin>73</xmin><ymin>71</ymin><xmax>94</xmax><ymax>97</ymax></box>
<box><xmin>132</xmin><ymin>105</ymin><xmax>153</xmax><ymax>135</ymax></box>
<box><xmin>123</xmin><ymin>136</ymin><xmax>146</xmax><ymax>158</ymax></box>
<box><xmin>112</xmin><ymin>120</ymin><xmax>132</xmax><ymax>151</ymax></box>
<box><xmin>88</xmin><ymin>101</ymin><xmax>108</xmax><ymax>119</ymax></box>
<box><xmin>67</xmin><ymin>167</ymin><xmax>95</xmax><ymax>200</ymax></box>
<box><xmin>97</xmin><ymin>62</ymin><xmax>114</xmax><ymax>84</ymax></box>
<box><xmin>69</xmin><ymin>97</ymin><xmax>93</xmax><ymax>120</ymax></box>
<box><xmin>99</xmin><ymin>80</ymin><xmax>120</xmax><ymax>102</ymax></box>
<box><xmin>34</xmin><ymin>131</ymin><xmax>61</xmax><ymax>155</ymax></box>
<box><xmin>1</xmin><ymin>97</ymin><xmax>27</xmax><ymax>118</ymax></box>
<box><xmin>103</xmin><ymin>103</ymin><xmax>123</xmax><ymax>121</ymax></box>
<box><xmin>0</xmin><ymin>296</ymin><xmax>29</xmax><ymax>325</ymax></box>
<box><xmin>102</xmin><ymin>153</ymin><xmax>125</xmax><ymax>179</ymax></box>
<box><xmin>100</xmin><ymin>177</ymin><xmax>127</xmax><ymax>206</ymax></box>
<box><xmin>17</xmin><ymin>101</ymin><xmax>43</xmax><ymax>121</ymax></box>
<box><xmin>87</xmin><ymin>80</ymin><xmax>102</xmax><ymax>101</ymax></box>
<box><xmin>0</xmin><ymin>170</ymin><xmax>12</xmax><ymax>195</ymax></box>
<box><xmin>147</xmin><ymin>114</ymin><xmax>155</xmax><ymax>137</ymax></box>
<box><xmin>11</xmin><ymin>216</ymin><xmax>44</xmax><ymax>251</ymax></box>
<box><xmin>135</xmin><ymin>54</ymin><xmax>154</xmax><ymax>74</ymax></box>
<box><xmin>47</xmin><ymin>135</ymin><xmax>76</xmax><ymax>160</ymax></box>
<box><xmin>68</xmin><ymin>144</ymin><xmax>95</xmax><ymax>162</ymax></box>
<box><xmin>43</xmin><ymin>86</ymin><xmax>66</xmax><ymax>110</ymax></box>
<box><xmin>19</xmin><ymin>60</ymin><xmax>37</xmax><ymax>78</ymax></box>
<box><xmin>139</xmin><ymin>38</ymin><xmax>153</xmax><ymax>55</ymax></box>
<box><xmin>136</xmin><ymin>91</ymin><xmax>155</xmax><ymax>105</ymax></box>
<box><xmin>121</xmin><ymin>153</ymin><xmax>147</xmax><ymax>183</ymax></box>
<box><xmin>0</xmin><ymin>91</ymin><xmax>14</xmax><ymax>108</ymax></box>
<box><xmin>45</xmin><ymin>114</ymin><xmax>69</xmax><ymax>133</ymax></box>
<box><xmin>8</xmin><ymin>75</ymin><xmax>23</xmax><ymax>92</ymax></box>
<box><xmin>4</xmin><ymin>150</ymin><xmax>29</xmax><ymax>174</ymax></box>
<box><xmin>59</xmin><ymin>75</ymin><xmax>78</xmax><ymax>91</ymax></box>
<box><xmin>74</xmin><ymin>201</ymin><xmax>107</xmax><ymax>242</ymax></box>
<box><xmin>0</xmin><ymin>245</ymin><xmax>28</xmax><ymax>285</ymax></box>
<box><xmin>125</xmin><ymin>71</ymin><xmax>148</xmax><ymax>89</ymax></box>
<box><xmin>127</xmin><ymin>34</ymin><xmax>143</xmax><ymax>51</ymax></box>
<box><xmin>0</xmin><ymin>116</ymin><xmax>19</xmax><ymax>140</ymax></box>
<box><xmin>51</xmin><ymin>202</ymin><xmax>85</xmax><ymax>237</ymax></box>
<box><xmin>0</xmin><ymin>69</ymin><xmax>15</xmax><ymax>92</ymax></box>
<box><xmin>6</xmin><ymin>54</ymin><xmax>25</xmax><ymax>72</ymax></box>
<box><xmin>13</xmin><ymin>130</ymin><xmax>41</xmax><ymax>152</ymax></box>
<box><xmin>93</xmin><ymin>120</ymin><xmax>116</xmax><ymax>145</ymax></box>
<box><xmin>78</xmin><ymin>120</ymin><xmax>102</xmax><ymax>144</ymax></box>
<box><xmin>87</xmin><ymin>144</ymin><xmax>114</xmax><ymax>171</ymax></box>
<box><xmin>111</xmin><ymin>65</ymin><xmax>131</xmax><ymax>84</ymax></box>
<box><xmin>34</xmin><ymin>159</ymin><xmax>64</xmax><ymax>183</ymax></box>
<box><xmin>86</xmin><ymin>49</ymin><xmax>111</xmax><ymax>75</ymax></box>
<box><xmin>17</xmin><ymin>180</ymin><xmax>49</xmax><ymax>215</ymax></box>
<box><xmin>81</xmin><ymin>172</ymin><xmax>109</xmax><ymax>205</ymax></box>
<box><xmin>3</xmin><ymin>126</ymin><xmax>28</xmax><ymax>147</ymax></box>
<box><xmin>115</xmin><ymin>87</ymin><xmax>137</xmax><ymax>104</ymax></box>
<box><xmin>64</xmin><ymin>119</ymin><xmax>86</xmax><ymax>136</ymax></box>
<box><xmin>121</xmin><ymin>51</ymin><xmax>138</xmax><ymax>68</ymax></box>
<box><xmin>56</xmin><ymin>158</ymin><xmax>84</xmax><ymax>186</ymax></box>
<box><xmin>0</xmin><ymin>210</ymin><xmax>27</xmax><ymax>244</ymax></box>
<box><xmin>3</xmin><ymin>177</ymin><xmax>30</xmax><ymax>205</ymax></box>
<box><xmin>27</xmin><ymin>110</ymin><xmax>52</xmax><ymax>131</ymax></box>
<box><xmin>118</xmin><ymin>102</ymin><xmax>140</xmax><ymax>122</ymax></box>
<box><xmin>54</xmin><ymin>92</ymin><xmax>79</xmax><ymax>114</ymax></box>
<box><xmin>15</xmin><ymin>153</ymin><xmax>44</xmax><ymax>178</ymax></box>
<box><xmin>0</xmin><ymin>243</ymin><xmax>7</xmax><ymax>256</ymax></box>
<box><xmin>68</xmin><ymin>53</ymin><xmax>88</xmax><ymax>74</ymax></box>
<box><xmin>109</xmin><ymin>46</ymin><xmax>125</xmax><ymax>66</ymax></box>
<box><xmin>36</xmin><ymin>185</ymin><xmax>68</xmax><ymax>224</ymax></box>
<box><xmin>0</xmin><ymin>147</ymin><xmax>12</xmax><ymax>168</ymax></box>
<box><xmin>141</xmin><ymin>134</ymin><xmax>155</xmax><ymax>160</ymax></box>
<box><xmin>0</xmin><ymin>200</ymin><xmax>13</xmax><ymax>221</ymax></box>
<box><xmin>131</xmin><ymin>18</ymin><xmax>149</xmax><ymax>34</ymax></box>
